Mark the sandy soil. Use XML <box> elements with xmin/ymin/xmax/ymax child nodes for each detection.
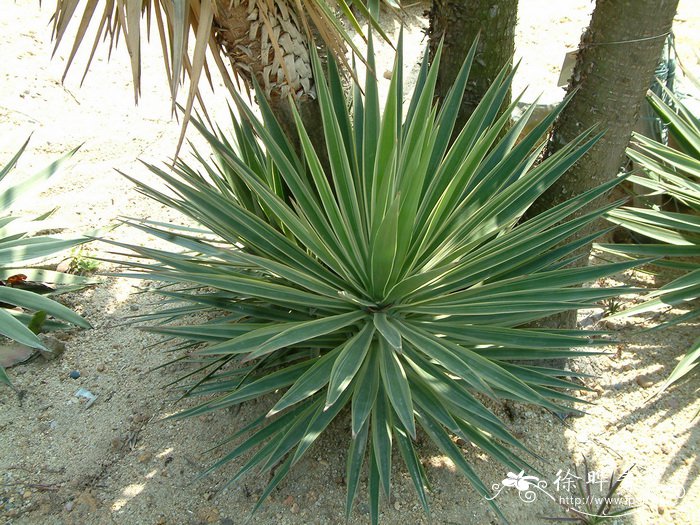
<box><xmin>1</xmin><ymin>2</ymin><xmax>699</xmax><ymax>524</ymax></box>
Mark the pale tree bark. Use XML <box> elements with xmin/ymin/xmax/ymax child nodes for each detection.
<box><xmin>527</xmin><ymin>0</ymin><xmax>680</xmax><ymax>329</ymax></box>
<box><xmin>428</xmin><ymin>0</ymin><xmax>518</xmax><ymax>133</ymax></box>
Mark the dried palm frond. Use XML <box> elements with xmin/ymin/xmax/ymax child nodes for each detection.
<box><xmin>50</xmin><ymin>0</ymin><xmax>397</xmax><ymax>151</ymax></box>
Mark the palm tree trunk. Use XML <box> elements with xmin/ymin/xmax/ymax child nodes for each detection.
<box><xmin>527</xmin><ymin>0</ymin><xmax>679</xmax><ymax>329</ymax></box>
<box><xmin>213</xmin><ymin>0</ymin><xmax>324</xmax><ymax>154</ymax></box>
<box><xmin>428</xmin><ymin>0</ymin><xmax>518</xmax><ymax>135</ymax></box>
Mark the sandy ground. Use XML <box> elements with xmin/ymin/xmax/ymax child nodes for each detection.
<box><xmin>1</xmin><ymin>1</ymin><xmax>699</xmax><ymax>524</ymax></box>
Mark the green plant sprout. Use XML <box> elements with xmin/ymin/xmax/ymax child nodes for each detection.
<box><xmin>66</xmin><ymin>246</ymin><xmax>101</xmax><ymax>275</ymax></box>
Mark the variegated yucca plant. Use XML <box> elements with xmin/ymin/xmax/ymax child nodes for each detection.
<box><xmin>1</xmin><ymin>139</ymin><xmax>92</xmax><ymax>387</ymax></box>
<box><xmin>120</xmin><ymin>38</ymin><xmax>634</xmax><ymax>522</ymax></box>
<box><xmin>599</xmin><ymin>89</ymin><xmax>699</xmax><ymax>394</ymax></box>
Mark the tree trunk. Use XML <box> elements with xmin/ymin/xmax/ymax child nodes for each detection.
<box><xmin>213</xmin><ymin>0</ymin><xmax>324</xmax><ymax>153</ymax></box>
<box><xmin>527</xmin><ymin>0</ymin><xmax>679</xmax><ymax>329</ymax></box>
<box><xmin>428</xmin><ymin>0</ymin><xmax>518</xmax><ymax>133</ymax></box>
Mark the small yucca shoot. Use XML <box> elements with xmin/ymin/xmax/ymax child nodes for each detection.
<box><xmin>122</xmin><ymin>37</ymin><xmax>634</xmax><ymax>523</ymax></box>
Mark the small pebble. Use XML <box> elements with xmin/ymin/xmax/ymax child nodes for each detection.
<box><xmin>138</xmin><ymin>451</ymin><xmax>153</xmax><ymax>463</ymax></box>
<box><xmin>658</xmin><ymin>504</ymin><xmax>665</xmax><ymax>514</ymax></box>
<box><xmin>65</xmin><ymin>500</ymin><xmax>74</xmax><ymax>512</ymax></box>
<box><xmin>636</xmin><ymin>377</ymin><xmax>653</xmax><ymax>389</ymax></box>
<box><xmin>196</xmin><ymin>507</ymin><xmax>219</xmax><ymax>523</ymax></box>
<box><xmin>69</xmin><ymin>370</ymin><xmax>80</xmax><ymax>379</ymax></box>
<box><xmin>383</xmin><ymin>69</ymin><xmax>392</xmax><ymax>80</ymax></box>
<box><xmin>37</xmin><ymin>335</ymin><xmax>66</xmax><ymax>361</ymax></box>
<box><xmin>23</xmin><ymin>490</ymin><xmax>32</xmax><ymax>499</ymax></box>
<box><xmin>56</xmin><ymin>259</ymin><xmax>71</xmax><ymax>273</ymax></box>
<box><xmin>96</xmin><ymin>363</ymin><xmax>106</xmax><ymax>372</ymax></box>
<box><xmin>291</xmin><ymin>502</ymin><xmax>299</xmax><ymax>514</ymax></box>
